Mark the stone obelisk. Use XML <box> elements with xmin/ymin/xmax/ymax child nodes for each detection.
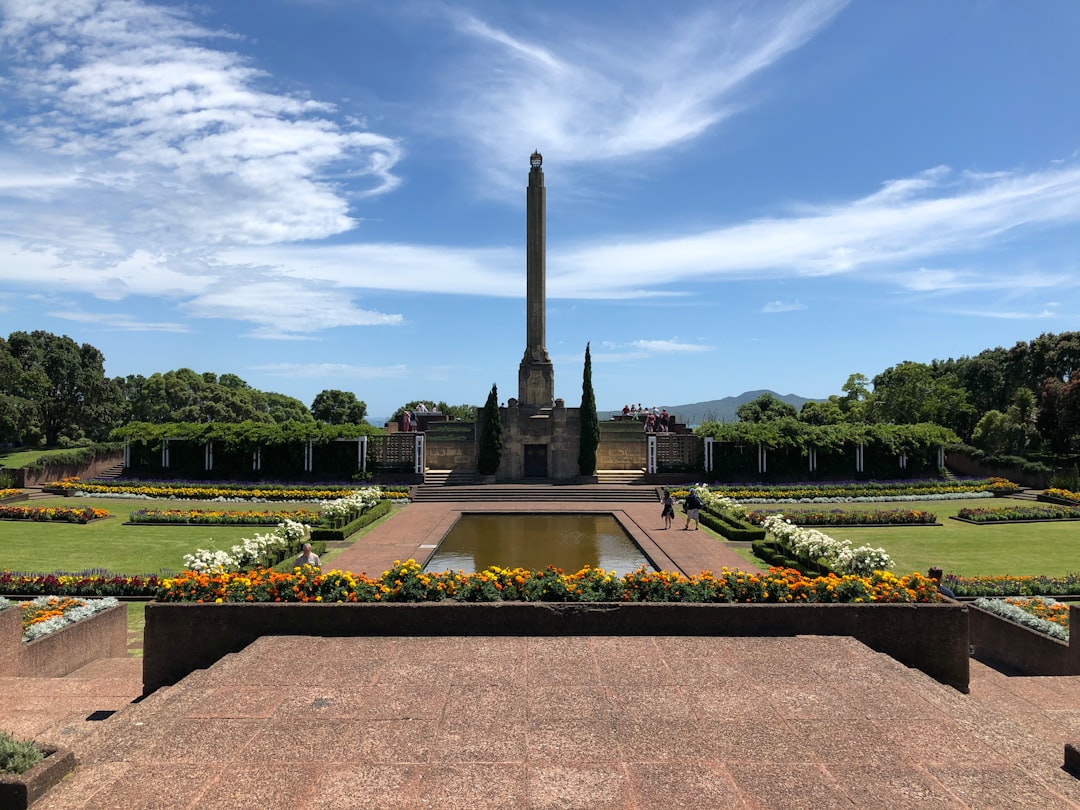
<box><xmin>518</xmin><ymin>151</ymin><xmax>554</xmax><ymax>407</ymax></box>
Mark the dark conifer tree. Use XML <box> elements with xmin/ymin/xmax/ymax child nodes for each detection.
<box><xmin>477</xmin><ymin>383</ymin><xmax>503</xmax><ymax>476</ymax></box>
<box><xmin>578</xmin><ymin>343</ymin><xmax>599</xmax><ymax>476</ymax></box>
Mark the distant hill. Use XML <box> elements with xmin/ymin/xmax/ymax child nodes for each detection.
<box><xmin>599</xmin><ymin>390</ymin><xmax>820</xmax><ymax>426</ymax></box>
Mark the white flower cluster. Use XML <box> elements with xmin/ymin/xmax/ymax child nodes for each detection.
<box><xmin>22</xmin><ymin>596</ymin><xmax>120</xmax><ymax>642</ymax></box>
<box><xmin>319</xmin><ymin>487</ymin><xmax>383</xmax><ymax>523</ymax></box>
<box><xmin>183</xmin><ymin>519</ymin><xmax>309</xmax><ymax>573</ymax></box>
<box><xmin>73</xmin><ymin>490</ymin><xmax>154</xmax><ymax>500</ymax></box>
<box><xmin>761</xmin><ymin>514</ymin><xmax>893</xmax><ymax>577</ymax></box>
<box><xmin>973</xmin><ymin>597</ymin><xmax>1069</xmax><ymax>641</ymax></box>
<box><xmin>693</xmin><ymin>486</ymin><xmax>746</xmax><ymax>518</ymax></box>
<box><xmin>737</xmin><ymin>492</ymin><xmax>994</xmax><ymax>504</ymax></box>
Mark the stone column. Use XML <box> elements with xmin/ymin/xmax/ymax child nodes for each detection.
<box><xmin>518</xmin><ymin>151</ymin><xmax>555</xmax><ymax>407</ymax></box>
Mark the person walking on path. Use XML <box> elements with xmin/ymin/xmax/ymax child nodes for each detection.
<box><xmin>661</xmin><ymin>491</ymin><xmax>676</xmax><ymax>529</ymax></box>
<box><xmin>683</xmin><ymin>488</ymin><xmax>703</xmax><ymax>530</ymax></box>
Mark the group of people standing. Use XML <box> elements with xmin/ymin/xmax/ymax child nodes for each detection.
<box><xmin>620</xmin><ymin>404</ymin><xmax>672</xmax><ymax>433</ymax></box>
<box><xmin>660</xmin><ymin>488</ymin><xmax>702</xmax><ymax>530</ymax></box>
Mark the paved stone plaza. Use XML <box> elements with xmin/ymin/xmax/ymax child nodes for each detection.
<box><xmin>4</xmin><ymin>498</ymin><xmax>1080</xmax><ymax>808</ymax></box>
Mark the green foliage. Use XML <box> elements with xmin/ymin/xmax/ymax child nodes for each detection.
<box><xmin>0</xmin><ymin>730</ymin><xmax>45</xmax><ymax>775</ymax></box>
<box><xmin>696</xmin><ymin>419</ymin><xmax>957</xmax><ymax>454</ymax></box>
<box><xmin>1050</xmin><ymin>464</ymin><xmax>1080</xmax><ymax>492</ymax></box>
<box><xmin>110</xmin><ymin>420</ymin><xmax>380</xmax><ymax>449</ymax></box>
<box><xmin>736</xmin><ymin>392</ymin><xmax>797</xmax><ymax>422</ymax></box>
<box><xmin>311</xmin><ymin>389</ymin><xmax>367</xmax><ymax>424</ymax></box>
<box><xmin>578</xmin><ymin>343</ymin><xmax>599</xmax><ymax>476</ymax></box>
<box><xmin>476</xmin><ymin>384</ymin><xmax>503</xmax><ymax>476</ymax></box>
<box><xmin>19</xmin><ymin>443</ymin><xmax>123</xmax><ymax>473</ymax></box>
<box><xmin>307</xmin><ymin>500</ymin><xmax>392</xmax><ymax>542</ymax></box>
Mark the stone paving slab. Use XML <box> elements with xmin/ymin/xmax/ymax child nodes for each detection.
<box><xmin>24</xmin><ymin>635</ymin><xmax>1080</xmax><ymax>809</ymax></box>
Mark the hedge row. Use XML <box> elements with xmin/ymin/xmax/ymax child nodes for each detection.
<box><xmin>308</xmin><ymin>500</ymin><xmax>392</xmax><ymax>542</ymax></box>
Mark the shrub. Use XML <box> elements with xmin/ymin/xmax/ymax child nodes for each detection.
<box><xmin>0</xmin><ymin>731</ymin><xmax>45</xmax><ymax>775</ymax></box>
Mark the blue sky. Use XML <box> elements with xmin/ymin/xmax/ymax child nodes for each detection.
<box><xmin>1</xmin><ymin>0</ymin><xmax>1078</xmax><ymax>421</ymax></box>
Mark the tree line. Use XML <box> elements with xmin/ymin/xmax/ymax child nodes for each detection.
<box><xmin>721</xmin><ymin>330</ymin><xmax>1080</xmax><ymax>459</ymax></box>
<box><xmin>3</xmin><ymin>328</ymin><xmax>1079</xmax><ymax>459</ymax></box>
<box><xmin>0</xmin><ymin>331</ymin><xmax>370</xmax><ymax>448</ymax></box>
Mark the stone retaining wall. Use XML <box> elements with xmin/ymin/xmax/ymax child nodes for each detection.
<box><xmin>143</xmin><ymin>600</ymin><xmax>970</xmax><ymax>695</ymax></box>
<box><xmin>968</xmin><ymin>602</ymin><xmax>1080</xmax><ymax>675</ymax></box>
<box><xmin>0</xmin><ymin>602</ymin><xmax>127</xmax><ymax>678</ymax></box>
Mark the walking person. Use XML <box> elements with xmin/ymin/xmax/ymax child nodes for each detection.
<box><xmin>661</xmin><ymin>490</ymin><xmax>676</xmax><ymax>529</ymax></box>
<box><xmin>683</xmin><ymin>487</ymin><xmax>703</xmax><ymax>530</ymax></box>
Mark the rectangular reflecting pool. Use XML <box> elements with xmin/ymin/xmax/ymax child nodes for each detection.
<box><xmin>423</xmin><ymin>513</ymin><xmax>656</xmax><ymax>575</ymax></box>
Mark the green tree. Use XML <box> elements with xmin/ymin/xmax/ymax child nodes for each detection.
<box><xmin>311</xmin><ymin>389</ymin><xmax>367</xmax><ymax>424</ymax></box>
<box><xmin>5</xmin><ymin>331</ymin><xmax>121</xmax><ymax>445</ymax></box>
<box><xmin>736</xmin><ymin>393</ymin><xmax>797</xmax><ymax>423</ymax></box>
<box><xmin>869</xmin><ymin>361</ymin><xmax>977</xmax><ymax>437</ymax></box>
<box><xmin>476</xmin><ymin>383</ymin><xmax>503</xmax><ymax>476</ymax></box>
<box><xmin>799</xmin><ymin>399</ymin><xmax>844</xmax><ymax>426</ymax></box>
<box><xmin>578</xmin><ymin>343</ymin><xmax>599</xmax><ymax>476</ymax></box>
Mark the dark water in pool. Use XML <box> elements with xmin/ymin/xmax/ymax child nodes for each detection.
<box><xmin>423</xmin><ymin>513</ymin><xmax>654</xmax><ymax>575</ymax></box>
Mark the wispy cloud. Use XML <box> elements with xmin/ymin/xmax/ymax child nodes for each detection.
<box><xmin>762</xmin><ymin>300</ymin><xmax>806</xmax><ymax>313</ymax></box>
<box><xmin>47</xmin><ymin>309</ymin><xmax>191</xmax><ymax>332</ymax></box>
<box><xmin>248</xmin><ymin>362</ymin><xmax>411</xmax><ymax>380</ymax></box>
<box><xmin>444</xmin><ymin>0</ymin><xmax>851</xmax><ymax>185</ymax></box>
<box><xmin>223</xmin><ymin>161</ymin><xmax>1080</xmax><ymax>304</ymax></box>
<box><xmin>0</xmin><ymin>0</ymin><xmax>401</xmax><ymax>249</ymax></box>
<box><xmin>591</xmin><ymin>338</ymin><xmax>712</xmax><ymax>363</ymax></box>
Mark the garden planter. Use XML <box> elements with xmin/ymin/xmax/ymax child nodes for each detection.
<box><xmin>0</xmin><ymin>746</ymin><xmax>75</xmax><ymax>810</ymax></box>
<box><xmin>0</xmin><ymin>602</ymin><xmax>127</xmax><ymax>678</ymax></box>
<box><xmin>968</xmin><ymin>602</ymin><xmax>1080</xmax><ymax>676</ymax></box>
<box><xmin>144</xmin><ymin>600</ymin><xmax>971</xmax><ymax>696</ymax></box>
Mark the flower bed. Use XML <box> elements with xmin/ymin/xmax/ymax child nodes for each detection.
<box><xmin>687</xmin><ymin>477</ymin><xmax>1009</xmax><ymax>503</ymax></box>
<box><xmin>942</xmin><ymin>573</ymin><xmax>1080</xmax><ymax>598</ymax></box>
<box><xmin>759</xmin><ymin>515</ymin><xmax>894</xmax><ymax>577</ymax></box>
<box><xmin>9</xmin><ymin>595</ymin><xmax>121</xmax><ymax>641</ymax></box>
<box><xmin>157</xmin><ymin>560</ymin><xmax>941</xmax><ymax>604</ymax></box>
<box><xmin>0</xmin><ymin>571</ymin><xmax>160</xmax><ymax>597</ymax></box>
<box><xmin>0</xmin><ymin>488</ymin><xmax>22</xmax><ymax>501</ymax></box>
<box><xmin>973</xmin><ymin>596</ymin><xmax>1069</xmax><ymax>639</ymax></box>
<box><xmin>952</xmin><ymin>504</ymin><xmax>1080</xmax><ymax>524</ymax></box>
<box><xmin>968</xmin><ymin>601</ymin><xmax>1080</xmax><ymax>676</ymax></box>
<box><xmin>1045</xmin><ymin>487</ymin><xmax>1080</xmax><ymax>504</ymax></box>
<box><xmin>0</xmin><ymin>596</ymin><xmax>126</xmax><ymax>677</ymax></box>
<box><xmin>46</xmin><ymin>477</ymin><xmax>409</xmax><ymax>502</ymax></box>
<box><xmin>127</xmin><ymin>507</ymin><xmax>322</xmax><ymax>526</ymax></box>
<box><xmin>747</xmin><ymin>508</ymin><xmax>938</xmax><ymax>526</ymax></box>
<box><xmin>0</xmin><ymin>505</ymin><xmax>109</xmax><ymax>524</ymax></box>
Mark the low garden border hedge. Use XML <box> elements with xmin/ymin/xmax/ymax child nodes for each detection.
<box><xmin>308</xmin><ymin>500</ymin><xmax>392</xmax><ymax>542</ymax></box>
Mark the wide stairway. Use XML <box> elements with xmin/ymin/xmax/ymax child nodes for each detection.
<box><xmin>414</xmin><ymin>470</ymin><xmax>657</xmax><ymax>503</ymax></box>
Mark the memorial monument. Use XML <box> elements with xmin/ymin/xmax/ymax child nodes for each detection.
<box><xmin>496</xmin><ymin>152</ymin><xmax>582</xmax><ymax>480</ymax></box>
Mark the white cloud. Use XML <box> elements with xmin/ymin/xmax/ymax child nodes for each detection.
<box><xmin>588</xmin><ymin>338</ymin><xmax>712</xmax><ymax>363</ymax></box>
<box><xmin>47</xmin><ymin>309</ymin><xmax>191</xmax><ymax>332</ymax></box>
<box><xmin>444</xmin><ymin>0</ymin><xmax>851</xmax><ymax>186</ymax></box>
<box><xmin>762</xmin><ymin>300</ymin><xmax>806</xmax><ymax>313</ymax></box>
<box><xmin>0</xmin><ymin>0</ymin><xmax>402</xmax><ymax>258</ymax></box>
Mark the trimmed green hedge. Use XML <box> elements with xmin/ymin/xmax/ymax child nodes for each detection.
<box><xmin>308</xmin><ymin>500</ymin><xmax>392</xmax><ymax>542</ymax></box>
<box><xmin>701</xmin><ymin>509</ymin><xmax>766</xmax><ymax>541</ymax></box>
<box><xmin>751</xmin><ymin>540</ymin><xmax>830</xmax><ymax>577</ymax></box>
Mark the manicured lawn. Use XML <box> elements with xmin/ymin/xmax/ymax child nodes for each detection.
<box><xmin>0</xmin><ymin>495</ymin><xmax>303</xmax><ymax>574</ymax></box>
<box><xmin>759</xmin><ymin>497</ymin><xmax>1080</xmax><ymax>577</ymax></box>
<box><xmin>0</xmin><ymin>447</ymin><xmax>86</xmax><ymax>469</ymax></box>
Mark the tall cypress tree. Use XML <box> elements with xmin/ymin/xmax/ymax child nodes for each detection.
<box><xmin>578</xmin><ymin>343</ymin><xmax>599</xmax><ymax>476</ymax></box>
<box><xmin>477</xmin><ymin>383</ymin><xmax>503</xmax><ymax>476</ymax></box>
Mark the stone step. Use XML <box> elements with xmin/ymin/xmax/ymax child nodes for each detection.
<box><xmin>412</xmin><ymin>484</ymin><xmax>660</xmax><ymax>503</ymax></box>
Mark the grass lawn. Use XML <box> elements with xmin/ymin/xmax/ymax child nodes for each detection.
<box><xmin>0</xmin><ymin>495</ymin><xmax>306</xmax><ymax>574</ymax></box>
<box><xmin>754</xmin><ymin>497</ymin><xmax>1080</xmax><ymax>577</ymax></box>
<box><xmin>0</xmin><ymin>447</ymin><xmax>88</xmax><ymax>469</ymax></box>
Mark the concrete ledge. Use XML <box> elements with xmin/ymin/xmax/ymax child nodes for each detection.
<box><xmin>0</xmin><ymin>602</ymin><xmax>127</xmax><ymax>678</ymax></box>
<box><xmin>968</xmin><ymin>603</ymin><xmax>1080</xmax><ymax>675</ymax></box>
<box><xmin>0</xmin><ymin>746</ymin><xmax>76</xmax><ymax>810</ymax></box>
<box><xmin>143</xmin><ymin>600</ymin><xmax>970</xmax><ymax>695</ymax></box>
